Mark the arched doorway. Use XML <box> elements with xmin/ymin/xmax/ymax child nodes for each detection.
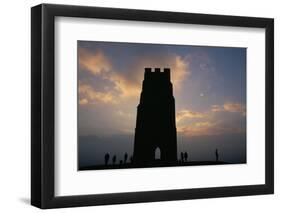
<box><xmin>155</xmin><ymin>147</ymin><xmax>161</xmax><ymax>160</ymax></box>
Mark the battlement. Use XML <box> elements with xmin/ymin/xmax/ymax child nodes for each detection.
<box><xmin>144</xmin><ymin>67</ymin><xmax>171</xmax><ymax>81</ymax></box>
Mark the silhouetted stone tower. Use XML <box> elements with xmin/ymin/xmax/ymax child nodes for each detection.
<box><xmin>133</xmin><ymin>68</ymin><xmax>177</xmax><ymax>166</ymax></box>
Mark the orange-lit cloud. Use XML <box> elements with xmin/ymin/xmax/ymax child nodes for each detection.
<box><xmin>177</xmin><ymin>102</ymin><xmax>246</xmax><ymax>136</ymax></box>
<box><xmin>79</xmin><ymin>47</ymin><xmax>140</xmax><ymax>99</ymax></box>
<box><xmin>79</xmin><ymin>98</ymin><xmax>88</xmax><ymax>106</ymax></box>
<box><xmin>211</xmin><ymin>105</ymin><xmax>222</xmax><ymax>112</ymax></box>
<box><xmin>171</xmin><ymin>55</ymin><xmax>191</xmax><ymax>90</ymax></box>
<box><xmin>176</xmin><ymin>109</ymin><xmax>206</xmax><ymax>123</ymax></box>
<box><xmin>78</xmin><ymin>47</ymin><xmax>191</xmax><ymax>103</ymax></box>
<box><xmin>211</xmin><ymin>102</ymin><xmax>246</xmax><ymax>116</ymax></box>
<box><xmin>178</xmin><ymin>121</ymin><xmax>244</xmax><ymax>137</ymax></box>
<box><xmin>79</xmin><ymin>83</ymin><xmax>116</xmax><ymax>105</ymax></box>
<box><xmin>78</xmin><ymin>48</ymin><xmax>111</xmax><ymax>76</ymax></box>
<box><xmin>107</xmin><ymin>72</ymin><xmax>141</xmax><ymax>99</ymax></box>
<box><xmin>223</xmin><ymin>102</ymin><xmax>246</xmax><ymax>116</ymax></box>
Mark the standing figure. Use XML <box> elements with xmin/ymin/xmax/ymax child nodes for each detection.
<box><xmin>112</xmin><ymin>155</ymin><xmax>116</xmax><ymax>165</ymax></box>
<box><xmin>215</xmin><ymin>149</ymin><xmax>219</xmax><ymax>162</ymax></box>
<box><xmin>124</xmin><ymin>152</ymin><xmax>128</xmax><ymax>164</ymax></box>
<box><xmin>184</xmin><ymin>152</ymin><xmax>188</xmax><ymax>162</ymax></box>
<box><xmin>181</xmin><ymin>152</ymin><xmax>184</xmax><ymax>163</ymax></box>
<box><xmin>104</xmin><ymin>153</ymin><xmax>110</xmax><ymax>165</ymax></box>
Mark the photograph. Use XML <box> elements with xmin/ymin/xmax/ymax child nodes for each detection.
<box><xmin>78</xmin><ymin>41</ymin><xmax>247</xmax><ymax>170</ymax></box>
<box><xmin>30</xmin><ymin>3</ymin><xmax>274</xmax><ymax>209</ymax></box>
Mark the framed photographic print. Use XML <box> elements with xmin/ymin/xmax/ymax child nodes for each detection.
<box><xmin>31</xmin><ymin>4</ymin><xmax>274</xmax><ymax>209</ymax></box>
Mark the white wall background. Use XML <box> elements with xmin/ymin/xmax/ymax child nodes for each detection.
<box><xmin>0</xmin><ymin>0</ymin><xmax>279</xmax><ymax>212</ymax></box>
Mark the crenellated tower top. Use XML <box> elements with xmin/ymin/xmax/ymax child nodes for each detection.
<box><xmin>144</xmin><ymin>67</ymin><xmax>171</xmax><ymax>81</ymax></box>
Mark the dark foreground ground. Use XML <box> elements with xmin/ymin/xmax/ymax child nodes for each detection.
<box><xmin>79</xmin><ymin>161</ymin><xmax>229</xmax><ymax>171</ymax></box>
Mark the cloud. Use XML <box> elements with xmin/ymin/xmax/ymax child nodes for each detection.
<box><xmin>211</xmin><ymin>102</ymin><xmax>246</xmax><ymax>116</ymax></box>
<box><xmin>79</xmin><ymin>83</ymin><xmax>116</xmax><ymax>105</ymax></box>
<box><xmin>79</xmin><ymin>98</ymin><xmax>88</xmax><ymax>106</ymax></box>
<box><xmin>177</xmin><ymin>102</ymin><xmax>246</xmax><ymax>136</ymax></box>
<box><xmin>178</xmin><ymin>121</ymin><xmax>244</xmax><ymax>137</ymax></box>
<box><xmin>78</xmin><ymin>47</ymin><xmax>140</xmax><ymax>99</ymax></box>
<box><xmin>171</xmin><ymin>55</ymin><xmax>191</xmax><ymax>90</ymax></box>
<box><xmin>223</xmin><ymin>102</ymin><xmax>246</xmax><ymax>116</ymax></box>
<box><xmin>78</xmin><ymin>47</ymin><xmax>191</xmax><ymax>103</ymax></box>
<box><xmin>78</xmin><ymin>47</ymin><xmax>111</xmax><ymax>75</ymax></box>
<box><xmin>107</xmin><ymin>72</ymin><xmax>142</xmax><ymax>99</ymax></box>
<box><xmin>176</xmin><ymin>109</ymin><xmax>206</xmax><ymax>123</ymax></box>
<box><xmin>211</xmin><ymin>105</ymin><xmax>222</xmax><ymax>112</ymax></box>
<box><xmin>107</xmin><ymin>53</ymin><xmax>191</xmax><ymax>98</ymax></box>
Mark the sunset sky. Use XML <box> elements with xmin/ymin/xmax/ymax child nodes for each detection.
<box><xmin>78</xmin><ymin>41</ymin><xmax>246</xmax><ymax>168</ymax></box>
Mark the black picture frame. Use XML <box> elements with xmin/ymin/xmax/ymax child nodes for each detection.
<box><xmin>31</xmin><ymin>3</ymin><xmax>274</xmax><ymax>209</ymax></box>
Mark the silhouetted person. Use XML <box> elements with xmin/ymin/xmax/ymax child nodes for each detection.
<box><xmin>130</xmin><ymin>156</ymin><xmax>133</xmax><ymax>163</ymax></box>
<box><xmin>104</xmin><ymin>153</ymin><xmax>110</xmax><ymax>165</ymax></box>
<box><xmin>181</xmin><ymin>152</ymin><xmax>184</xmax><ymax>162</ymax></box>
<box><xmin>124</xmin><ymin>152</ymin><xmax>128</xmax><ymax>164</ymax></box>
<box><xmin>120</xmin><ymin>160</ymin><xmax>123</xmax><ymax>165</ymax></box>
<box><xmin>184</xmin><ymin>152</ymin><xmax>188</xmax><ymax>162</ymax></box>
<box><xmin>215</xmin><ymin>149</ymin><xmax>219</xmax><ymax>162</ymax></box>
<box><xmin>112</xmin><ymin>155</ymin><xmax>116</xmax><ymax>165</ymax></box>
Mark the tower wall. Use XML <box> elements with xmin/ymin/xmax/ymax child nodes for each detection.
<box><xmin>133</xmin><ymin>68</ymin><xmax>177</xmax><ymax>166</ymax></box>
